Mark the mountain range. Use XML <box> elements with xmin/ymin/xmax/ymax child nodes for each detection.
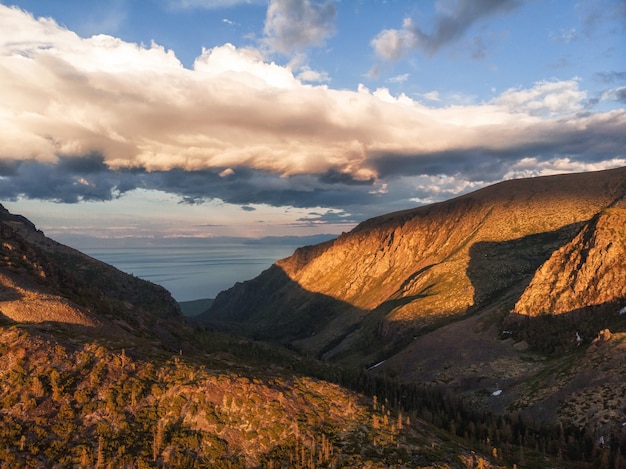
<box><xmin>200</xmin><ymin>166</ymin><xmax>626</xmax><ymax>434</ymax></box>
<box><xmin>0</xmin><ymin>201</ymin><xmax>506</xmax><ymax>467</ymax></box>
<box><xmin>2</xmin><ymin>166</ymin><xmax>626</xmax><ymax>467</ymax></box>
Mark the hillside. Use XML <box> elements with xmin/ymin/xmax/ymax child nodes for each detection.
<box><xmin>201</xmin><ymin>167</ymin><xmax>626</xmax><ymax>353</ymax></box>
<box><xmin>4</xmin><ymin>162</ymin><xmax>626</xmax><ymax>466</ymax></box>
<box><xmin>0</xmin><ymin>204</ymin><xmax>517</xmax><ymax>467</ymax></box>
<box><xmin>0</xmin><ymin>204</ymin><xmax>188</xmax><ymax>351</ymax></box>
<box><xmin>200</xmin><ymin>167</ymin><xmax>626</xmax><ymax>437</ymax></box>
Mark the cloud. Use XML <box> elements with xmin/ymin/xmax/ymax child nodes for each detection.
<box><xmin>596</xmin><ymin>71</ymin><xmax>626</xmax><ymax>84</ymax></box>
<box><xmin>296</xmin><ymin>65</ymin><xmax>331</xmax><ymax>83</ymax></box>
<box><xmin>603</xmin><ymin>87</ymin><xmax>626</xmax><ymax>104</ymax></box>
<box><xmin>263</xmin><ymin>0</ymin><xmax>336</xmax><ymax>55</ymax></box>
<box><xmin>492</xmin><ymin>79</ymin><xmax>588</xmax><ymax>116</ymax></box>
<box><xmin>296</xmin><ymin>210</ymin><xmax>357</xmax><ymax>225</ymax></box>
<box><xmin>422</xmin><ymin>91</ymin><xmax>441</xmax><ymax>101</ymax></box>
<box><xmin>549</xmin><ymin>28</ymin><xmax>578</xmax><ymax>43</ymax></box>
<box><xmin>1</xmin><ymin>5</ymin><xmax>625</xmax><ymax>217</ymax></box>
<box><xmin>387</xmin><ymin>73</ymin><xmax>409</xmax><ymax>84</ymax></box>
<box><xmin>371</xmin><ymin>0</ymin><xmax>519</xmax><ymax>61</ymax></box>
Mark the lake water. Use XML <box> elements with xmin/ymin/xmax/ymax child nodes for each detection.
<box><xmin>81</xmin><ymin>242</ymin><xmax>303</xmax><ymax>302</ymax></box>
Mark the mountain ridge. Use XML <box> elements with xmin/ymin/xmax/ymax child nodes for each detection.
<box><xmin>199</xmin><ymin>167</ymin><xmax>626</xmax><ymax>435</ymax></box>
<box><xmin>2</xmin><ymin>177</ymin><xmax>626</xmax><ymax>465</ymax></box>
<box><xmin>0</xmin><ymin>203</ymin><xmax>517</xmax><ymax>467</ymax></box>
<box><xmin>201</xmin><ymin>166</ymin><xmax>626</xmax><ymax>359</ymax></box>
<box><xmin>0</xmin><ymin>204</ymin><xmax>188</xmax><ymax>348</ymax></box>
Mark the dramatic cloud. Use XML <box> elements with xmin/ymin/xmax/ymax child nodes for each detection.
<box><xmin>263</xmin><ymin>0</ymin><xmax>336</xmax><ymax>55</ymax></box>
<box><xmin>1</xmin><ymin>5</ymin><xmax>625</xmax><ymax>216</ymax></box>
<box><xmin>371</xmin><ymin>0</ymin><xmax>519</xmax><ymax>60</ymax></box>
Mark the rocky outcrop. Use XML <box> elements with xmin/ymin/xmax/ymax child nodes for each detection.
<box><xmin>514</xmin><ymin>208</ymin><xmax>626</xmax><ymax>316</ymax></box>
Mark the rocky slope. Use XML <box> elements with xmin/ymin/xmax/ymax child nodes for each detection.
<box><xmin>514</xmin><ymin>205</ymin><xmax>626</xmax><ymax>316</ymax></box>
<box><xmin>201</xmin><ymin>167</ymin><xmax>626</xmax><ymax>361</ymax></box>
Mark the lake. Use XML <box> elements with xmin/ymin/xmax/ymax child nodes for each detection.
<box><xmin>77</xmin><ymin>237</ymin><xmax>333</xmax><ymax>302</ymax></box>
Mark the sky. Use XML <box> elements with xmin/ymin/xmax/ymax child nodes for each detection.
<box><xmin>1</xmin><ymin>0</ymin><xmax>625</xmax><ymax>243</ymax></box>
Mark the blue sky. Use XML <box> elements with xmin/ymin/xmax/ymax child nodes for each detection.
<box><xmin>1</xmin><ymin>0</ymin><xmax>625</xmax><ymax>243</ymax></box>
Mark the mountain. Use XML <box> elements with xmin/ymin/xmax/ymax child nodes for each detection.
<box><xmin>1</xmin><ymin>204</ymin><xmax>516</xmax><ymax>467</ymax></box>
<box><xmin>200</xmin><ymin>167</ymin><xmax>626</xmax><ymax>434</ymax></box>
<box><xmin>0</xmin><ymin>204</ymin><xmax>189</xmax><ymax>349</ymax></box>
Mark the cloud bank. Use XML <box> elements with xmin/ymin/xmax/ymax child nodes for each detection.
<box><xmin>0</xmin><ymin>5</ymin><xmax>625</xmax><ymax>217</ymax></box>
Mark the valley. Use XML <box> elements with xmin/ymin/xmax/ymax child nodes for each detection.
<box><xmin>2</xmin><ymin>167</ymin><xmax>626</xmax><ymax>467</ymax></box>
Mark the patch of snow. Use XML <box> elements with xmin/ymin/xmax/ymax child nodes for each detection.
<box><xmin>367</xmin><ymin>360</ymin><xmax>386</xmax><ymax>371</ymax></box>
<box><xmin>491</xmin><ymin>390</ymin><xmax>502</xmax><ymax>396</ymax></box>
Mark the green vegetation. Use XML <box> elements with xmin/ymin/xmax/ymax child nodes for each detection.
<box><xmin>4</xmin><ymin>319</ymin><xmax>624</xmax><ymax>468</ymax></box>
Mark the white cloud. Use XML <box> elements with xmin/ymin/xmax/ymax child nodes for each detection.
<box><xmin>387</xmin><ymin>73</ymin><xmax>410</xmax><ymax>84</ymax></box>
<box><xmin>492</xmin><ymin>79</ymin><xmax>587</xmax><ymax>116</ymax></box>
<box><xmin>371</xmin><ymin>19</ymin><xmax>418</xmax><ymax>61</ymax></box>
<box><xmin>1</xmin><ymin>4</ymin><xmax>625</xmax><ymax>202</ymax></box>
<box><xmin>504</xmin><ymin>157</ymin><xmax>626</xmax><ymax>180</ymax></box>
<box><xmin>263</xmin><ymin>0</ymin><xmax>336</xmax><ymax>55</ymax></box>
<box><xmin>422</xmin><ymin>91</ymin><xmax>441</xmax><ymax>101</ymax></box>
<box><xmin>296</xmin><ymin>66</ymin><xmax>331</xmax><ymax>83</ymax></box>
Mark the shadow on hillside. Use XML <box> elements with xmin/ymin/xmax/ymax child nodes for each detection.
<box><xmin>504</xmin><ymin>299</ymin><xmax>626</xmax><ymax>353</ymax></box>
<box><xmin>197</xmin><ymin>264</ymin><xmax>367</xmax><ymax>346</ymax></box>
<box><xmin>466</xmin><ymin>223</ymin><xmax>584</xmax><ymax>310</ymax></box>
<box><xmin>0</xmin><ymin>310</ymin><xmax>15</xmax><ymax>325</ymax></box>
<box><xmin>0</xmin><ymin>278</ymin><xmax>24</xmax><ymax>302</ymax></box>
<box><xmin>199</xmin><ymin>221</ymin><xmax>602</xmax><ymax>360</ymax></box>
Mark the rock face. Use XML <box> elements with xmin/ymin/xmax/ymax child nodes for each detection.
<box><xmin>201</xmin><ymin>167</ymin><xmax>626</xmax><ymax>362</ymax></box>
<box><xmin>514</xmin><ymin>206</ymin><xmax>626</xmax><ymax>316</ymax></box>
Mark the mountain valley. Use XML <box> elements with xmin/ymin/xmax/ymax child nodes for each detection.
<box><xmin>2</xmin><ymin>167</ymin><xmax>626</xmax><ymax>467</ymax></box>
<box><xmin>200</xmin><ymin>167</ymin><xmax>626</xmax><ymax>456</ymax></box>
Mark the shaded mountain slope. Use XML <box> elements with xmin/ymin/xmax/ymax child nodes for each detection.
<box><xmin>0</xmin><ymin>204</ymin><xmax>186</xmax><ymax>348</ymax></box>
<box><xmin>201</xmin><ymin>167</ymin><xmax>626</xmax><ymax>363</ymax></box>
